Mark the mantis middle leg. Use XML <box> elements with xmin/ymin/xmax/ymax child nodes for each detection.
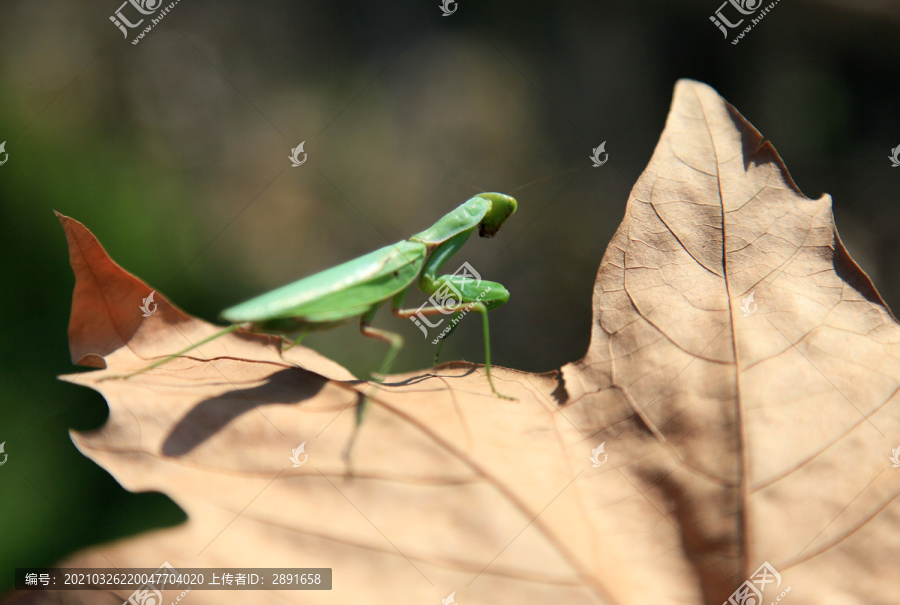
<box><xmin>391</xmin><ymin>297</ymin><xmax>513</xmax><ymax>400</ymax></box>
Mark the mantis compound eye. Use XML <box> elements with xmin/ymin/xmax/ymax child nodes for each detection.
<box><xmin>477</xmin><ymin>193</ymin><xmax>517</xmax><ymax>238</ymax></box>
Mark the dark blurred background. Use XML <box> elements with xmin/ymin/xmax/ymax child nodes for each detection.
<box><xmin>1</xmin><ymin>0</ymin><xmax>898</xmax><ymax>595</ymax></box>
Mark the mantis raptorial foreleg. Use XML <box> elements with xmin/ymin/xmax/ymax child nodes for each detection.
<box><xmin>282</xmin><ymin>332</ymin><xmax>309</xmax><ymax>352</ymax></box>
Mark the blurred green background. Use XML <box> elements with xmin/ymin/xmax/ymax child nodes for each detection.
<box><xmin>1</xmin><ymin>0</ymin><xmax>899</xmax><ymax>596</ymax></box>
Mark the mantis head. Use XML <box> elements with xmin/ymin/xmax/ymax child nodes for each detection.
<box><xmin>410</xmin><ymin>192</ymin><xmax>518</xmax><ymax>245</ymax></box>
<box><xmin>476</xmin><ymin>192</ymin><xmax>517</xmax><ymax>238</ymax></box>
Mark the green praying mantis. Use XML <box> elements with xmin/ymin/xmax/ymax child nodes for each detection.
<box><xmin>112</xmin><ymin>192</ymin><xmax>519</xmax><ymax>413</ymax></box>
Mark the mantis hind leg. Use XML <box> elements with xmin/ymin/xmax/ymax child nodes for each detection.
<box><xmin>282</xmin><ymin>332</ymin><xmax>308</xmax><ymax>352</ymax></box>
<box><xmin>99</xmin><ymin>324</ymin><xmax>242</xmax><ymax>381</ymax></box>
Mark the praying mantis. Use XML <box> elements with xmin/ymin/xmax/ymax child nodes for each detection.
<box><xmin>113</xmin><ymin>192</ymin><xmax>519</xmax><ymax>412</ymax></box>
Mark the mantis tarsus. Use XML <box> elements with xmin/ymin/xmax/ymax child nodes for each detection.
<box><xmin>113</xmin><ymin>192</ymin><xmax>519</xmax><ymax>414</ymax></box>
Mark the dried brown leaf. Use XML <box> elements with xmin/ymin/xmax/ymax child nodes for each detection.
<box><xmin>10</xmin><ymin>79</ymin><xmax>900</xmax><ymax>605</ymax></box>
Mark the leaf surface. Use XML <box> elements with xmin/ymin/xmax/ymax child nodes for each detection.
<box><xmin>11</xmin><ymin>80</ymin><xmax>900</xmax><ymax>605</ymax></box>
